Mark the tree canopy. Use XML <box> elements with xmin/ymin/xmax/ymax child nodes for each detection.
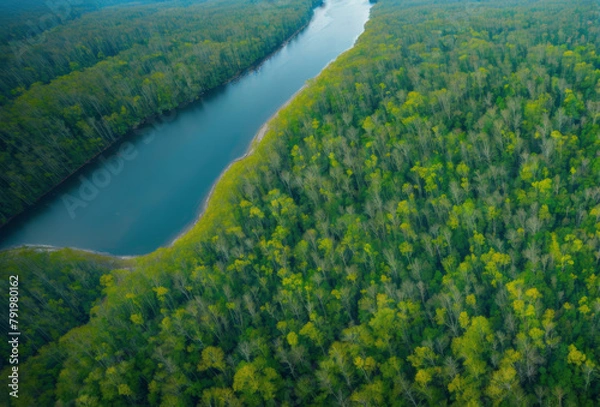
<box><xmin>3</xmin><ymin>0</ymin><xmax>600</xmax><ymax>405</ymax></box>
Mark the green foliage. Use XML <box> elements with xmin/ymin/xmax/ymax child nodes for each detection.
<box><xmin>0</xmin><ymin>248</ymin><xmax>125</xmax><ymax>406</ymax></box>
<box><xmin>0</xmin><ymin>248</ymin><xmax>124</xmax><ymax>366</ymax></box>
<box><xmin>5</xmin><ymin>0</ymin><xmax>600</xmax><ymax>405</ymax></box>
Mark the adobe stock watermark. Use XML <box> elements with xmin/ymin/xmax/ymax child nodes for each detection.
<box><xmin>61</xmin><ymin>110</ymin><xmax>176</xmax><ymax>219</ymax></box>
<box><xmin>7</xmin><ymin>275</ymin><xmax>20</xmax><ymax>399</ymax></box>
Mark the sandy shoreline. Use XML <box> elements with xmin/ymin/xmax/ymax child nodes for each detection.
<box><xmin>167</xmin><ymin>83</ymin><xmax>307</xmax><ymax>248</ymax></box>
<box><xmin>2</xmin><ymin>244</ymin><xmax>136</xmax><ymax>260</ymax></box>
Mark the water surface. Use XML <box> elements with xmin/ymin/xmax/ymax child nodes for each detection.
<box><xmin>0</xmin><ymin>0</ymin><xmax>372</xmax><ymax>255</ymax></box>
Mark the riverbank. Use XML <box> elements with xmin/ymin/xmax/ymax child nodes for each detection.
<box><xmin>0</xmin><ymin>0</ymin><xmax>322</xmax><ymax>231</ymax></box>
<box><xmin>0</xmin><ymin>0</ymin><xmax>372</xmax><ymax>256</ymax></box>
<box><xmin>5</xmin><ymin>84</ymin><xmax>308</xmax><ymax>261</ymax></box>
<box><xmin>167</xmin><ymin>82</ymin><xmax>309</xmax><ymax>249</ymax></box>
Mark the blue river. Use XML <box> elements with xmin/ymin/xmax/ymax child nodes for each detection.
<box><xmin>0</xmin><ymin>0</ymin><xmax>372</xmax><ymax>255</ymax></box>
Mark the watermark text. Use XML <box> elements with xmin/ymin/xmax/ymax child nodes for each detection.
<box><xmin>7</xmin><ymin>275</ymin><xmax>20</xmax><ymax>399</ymax></box>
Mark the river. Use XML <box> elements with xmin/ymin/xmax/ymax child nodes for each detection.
<box><xmin>0</xmin><ymin>0</ymin><xmax>372</xmax><ymax>256</ymax></box>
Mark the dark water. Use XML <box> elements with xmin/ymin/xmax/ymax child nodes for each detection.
<box><xmin>0</xmin><ymin>0</ymin><xmax>371</xmax><ymax>255</ymax></box>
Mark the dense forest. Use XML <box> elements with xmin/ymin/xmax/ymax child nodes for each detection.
<box><xmin>0</xmin><ymin>0</ymin><xmax>172</xmax><ymax>44</ymax></box>
<box><xmin>3</xmin><ymin>0</ymin><xmax>600</xmax><ymax>405</ymax></box>
<box><xmin>0</xmin><ymin>248</ymin><xmax>125</xmax><ymax>404</ymax></box>
<box><xmin>0</xmin><ymin>0</ymin><xmax>319</xmax><ymax>226</ymax></box>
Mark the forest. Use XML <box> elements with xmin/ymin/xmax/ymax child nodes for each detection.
<box><xmin>0</xmin><ymin>0</ymin><xmax>319</xmax><ymax>226</ymax></box>
<box><xmin>0</xmin><ymin>248</ymin><xmax>126</xmax><ymax>404</ymax></box>
<box><xmin>0</xmin><ymin>0</ymin><xmax>172</xmax><ymax>44</ymax></box>
<box><xmin>2</xmin><ymin>0</ymin><xmax>600</xmax><ymax>405</ymax></box>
